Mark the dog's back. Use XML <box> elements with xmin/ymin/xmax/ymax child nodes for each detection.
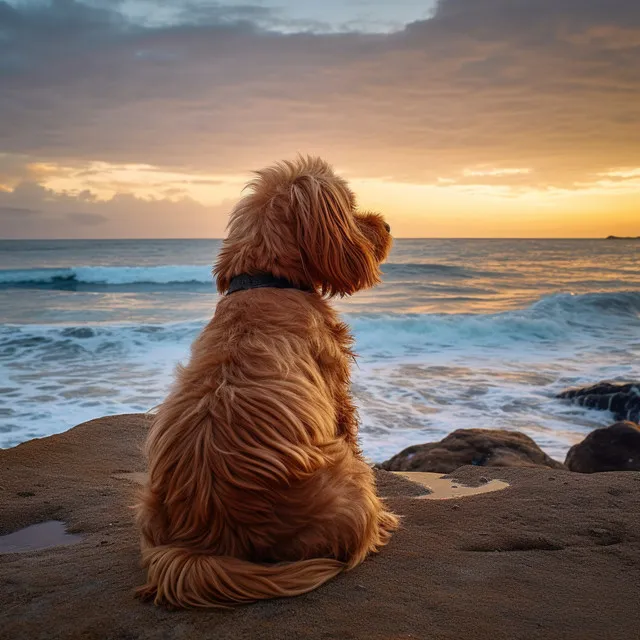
<box><xmin>136</xmin><ymin>157</ymin><xmax>398</xmax><ymax>608</ymax></box>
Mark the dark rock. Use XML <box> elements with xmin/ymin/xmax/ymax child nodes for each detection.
<box><xmin>565</xmin><ymin>421</ymin><xmax>640</xmax><ymax>473</ymax></box>
<box><xmin>557</xmin><ymin>381</ymin><xmax>640</xmax><ymax>423</ymax></box>
<box><xmin>379</xmin><ymin>428</ymin><xmax>565</xmax><ymax>473</ymax></box>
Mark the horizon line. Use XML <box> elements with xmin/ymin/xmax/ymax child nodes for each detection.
<box><xmin>1</xmin><ymin>236</ymin><xmax>635</xmax><ymax>242</ymax></box>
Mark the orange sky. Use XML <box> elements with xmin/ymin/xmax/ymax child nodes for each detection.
<box><xmin>1</xmin><ymin>0</ymin><xmax>639</xmax><ymax>238</ymax></box>
<box><xmin>1</xmin><ymin>159</ymin><xmax>637</xmax><ymax>238</ymax></box>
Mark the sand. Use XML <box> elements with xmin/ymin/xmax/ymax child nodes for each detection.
<box><xmin>1</xmin><ymin>414</ymin><xmax>640</xmax><ymax>640</ymax></box>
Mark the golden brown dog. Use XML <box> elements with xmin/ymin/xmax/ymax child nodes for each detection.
<box><xmin>135</xmin><ymin>156</ymin><xmax>398</xmax><ymax>608</ymax></box>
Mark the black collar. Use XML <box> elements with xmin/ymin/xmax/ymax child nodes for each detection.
<box><xmin>226</xmin><ymin>273</ymin><xmax>313</xmax><ymax>296</ymax></box>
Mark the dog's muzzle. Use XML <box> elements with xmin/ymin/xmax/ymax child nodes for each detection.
<box><xmin>384</xmin><ymin>222</ymin><xmax>391</xmax><ymax>233</ymax></box>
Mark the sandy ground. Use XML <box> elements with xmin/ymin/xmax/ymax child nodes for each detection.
<box><xmin>1</xmin><ymin>414</ymin><xmax>639</xmax><ymax>640</ymax></box>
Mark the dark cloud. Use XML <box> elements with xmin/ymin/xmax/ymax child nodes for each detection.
<box><xmin>0</xmin><ymin>0</ymin><xmax>638</xmax><ymax>190</ymax></box>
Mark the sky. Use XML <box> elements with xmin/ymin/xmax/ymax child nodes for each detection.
<box><xmin>0</xmin><ymin>0</ymin><xmax>639</xmax><ymax>238</ymax></box>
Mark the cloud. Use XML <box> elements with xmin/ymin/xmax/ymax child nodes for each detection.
<box><xmin>0</xmin><ymin>179</ymin><xmax>230</xmax><ymax>238</ymax></box>
<box><xmin>1</xmin><ymin>0</ymin><xmax>639</xmax><ymax>189</ymax></box>
<box><xmin>0</xmin><ymin>0</ymin><xmax>638</xmax><ymax>238</ymax></box>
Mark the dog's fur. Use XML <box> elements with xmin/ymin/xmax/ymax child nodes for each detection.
<box><xmin>135</xmin><ymin>156</ymin><xmax>399</xmax><ymax>608</ymax></box>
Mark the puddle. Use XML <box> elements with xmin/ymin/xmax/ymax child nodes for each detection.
<box><xmin>394</xmin><ymin>472</ymin><xmax>509</xmax><ymax>500</ymax></box>
<box><xmin>0</xmin><ymin>521</ymin><xmax>83</xmax><ymax>554</ymax></box>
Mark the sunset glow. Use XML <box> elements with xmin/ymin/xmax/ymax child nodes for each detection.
<box><xmin>1</xmin><ymin>0</ymin><xmax>639</xmax><ymax>238</ymax></box>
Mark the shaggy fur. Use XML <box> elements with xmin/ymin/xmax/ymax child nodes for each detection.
<box><xmin>135</xmin><ymin>156</ymin><xmax>399</xmax><ymax>608</ymax></box>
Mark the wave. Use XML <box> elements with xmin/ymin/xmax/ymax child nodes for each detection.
<box><xmin>530</xmin><ymin>290</ymin><xmax>640</xmax><ymax>318</ymax></box>
<box><xmin>2</xmin><ymin>291</ymin><xmax>638</xmax><ymax>363</ymax></box>
<box><xmin>0</xmin><ymin>261</ymin><xmax>510</xmax><ymax>291</ymax></box>
<box><xmin>353</xmin><ymin>291</ymin><xmax>640</xmax><ymax>350</ymax></box>
<box><xmin>0</xmin><ymin>266</ymin><xmax>216</xmax><ymax>290</ymax></box>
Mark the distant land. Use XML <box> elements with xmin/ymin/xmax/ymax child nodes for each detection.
<box><xmin>606</xmin><ymin>235</ymin><xmax>640</xmax><ymax>240</ymax></box>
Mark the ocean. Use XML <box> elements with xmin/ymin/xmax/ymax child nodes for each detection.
<box><xmin>1</xmin><ymin>238</ymin><xmax>638</xmax><ymax>462</ymax></box>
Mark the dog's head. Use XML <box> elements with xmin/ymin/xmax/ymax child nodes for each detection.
<box><xmin>214</xmin><ymin>156</ymin><xmax>392</xmax><ymax>297</ymax></box>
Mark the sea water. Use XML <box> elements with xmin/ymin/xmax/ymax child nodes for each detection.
<box><xmin>1</xmin><ymin>238</ymin><xmax>638</xmax><ymax>462</ymax></box>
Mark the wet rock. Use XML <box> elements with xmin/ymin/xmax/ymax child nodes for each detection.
<box><xmin>565</xmin><ymin>421</ymin><xmax>640</xmax><ymax>473</ymax></box>
<box><xmin>557</xmin><ymin>382</ymin><xmax>640</xmax><ymax>423</ymax></box>
<box><xmin>380</xmin><ymin>428</ymin><xmax>565</xmax><ymax>473</ymax></box>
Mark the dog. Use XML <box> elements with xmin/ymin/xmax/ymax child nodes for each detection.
<box><xmin>135</xmin><ymin>155</ymin><xmax>398</xmax><ymax>608</ymax></box>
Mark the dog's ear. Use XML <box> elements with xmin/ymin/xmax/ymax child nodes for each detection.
<box><xmin>293</xmin><ymin>160</ymin><xmax>380</xmax><ymax>297</ymax></box>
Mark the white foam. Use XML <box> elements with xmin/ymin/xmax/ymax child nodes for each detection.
<box><xmin>2</xmin><ymin>291</ymin><xmax>639</xmax><ymax>460</ymax></box>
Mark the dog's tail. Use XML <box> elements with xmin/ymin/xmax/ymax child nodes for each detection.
<box><xmin>137</xmin><ymin>545</ymin><xmax>346</xmax><ymax>608</ymax></box>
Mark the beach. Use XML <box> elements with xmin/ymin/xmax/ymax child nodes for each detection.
<box><xmin>2</xmin><ymin>414</ymin><xmax>639</xmax><ymax>639</ymax></box>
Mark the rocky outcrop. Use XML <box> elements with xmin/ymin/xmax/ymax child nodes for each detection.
<box><xmin>565</xmin><ymin>421</ymin><xmax>640</xmax><ymax>473</ymax></box>
<box><xmin>379</xmin><ymin>428</ymin><xmax>565</xmax><ymax>473</ymax></box>
<box><xmin>557</xmin><ymin>381</ymin><xmax>640</xmax><ymax>423</ymax></box>
<box><xmin>2</xmin><ymin>415</ymin><xmax>640</xmax><ymax>640</ymax></box>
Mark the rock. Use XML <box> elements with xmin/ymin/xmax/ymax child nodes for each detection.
<box><xmin>2</xmin><ymin>415</ymin><xmax>640</xmax><ymax>640</ymax></box>
<box><xmin>565</xmin><ymin>421</ymin><xmax>640</xmax><ymax>473</ymax></box>
<box><xmin>379</xmin><ymin>428</ymin><xmax>565</xmax><ymax>473</ymax></box>
<box><xmin>557</xmin><ymin>381</ymin><xmax>640</xmax><ymax>423</ymax></box>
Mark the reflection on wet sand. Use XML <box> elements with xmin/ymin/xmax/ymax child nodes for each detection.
<box><xmin>0</xmin><ymin>520</ymin><xmax>83</xmax><ymax>554</ymax></box>
<box><xmin>395</xmin><ymin>472</ymin><xmax>509</xmax><ymax>499</ymax></box>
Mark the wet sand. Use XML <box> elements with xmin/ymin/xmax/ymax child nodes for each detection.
<box><xmin>394</xmin><ymin>472</ymin><xmax>509</xmax><ymax>499</ymax></box>
<box><xmin>1</xmin><ymin>414</ymin><xmax>640</xmax><ymax>640</ymax></box>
